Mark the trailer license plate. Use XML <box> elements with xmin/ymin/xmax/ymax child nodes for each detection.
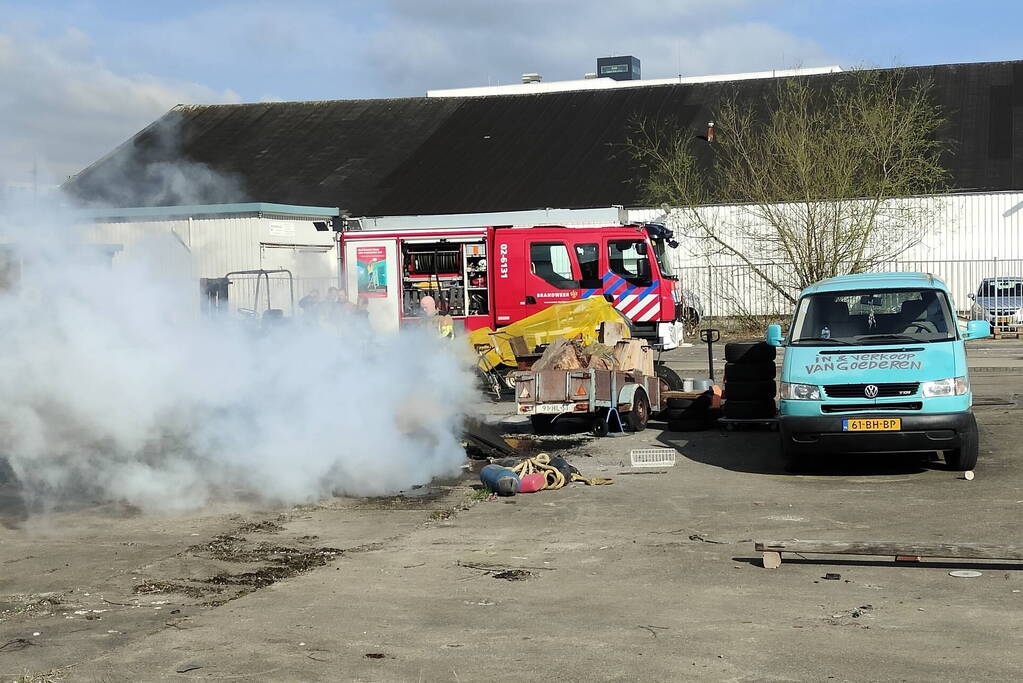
<box><xmin>535</xmin><ymin>403</ymin><xmax>576</xmax><ymax>414</ymax></box>
<box><xmin>843</xmin><ymin>418</ymin><xmax>901</xmax><ymax>432</ymax></box>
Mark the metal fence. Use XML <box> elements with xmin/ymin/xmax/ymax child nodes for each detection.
<box><xmin>211</xmin><ymin>274</ymin><xmax>339</xmax><ymax>319</ymax></box>
<box><xmin>679</xmin><ymin>258</ymin><xmax>1023</xmax><ymax>321</ymax></box>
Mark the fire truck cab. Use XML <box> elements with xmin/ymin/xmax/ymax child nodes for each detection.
<box><xmin>340</xmin><ymin>222</ymin><xmax>685</xmax><ymax>349</ymax></box>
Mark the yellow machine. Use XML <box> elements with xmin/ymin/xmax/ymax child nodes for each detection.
<box><xmin>468</xmin><ymin>297</ymin><xmax>629</xmax><ymax>371</ymax></box>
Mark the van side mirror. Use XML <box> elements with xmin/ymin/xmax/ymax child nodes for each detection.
<box><xmin>636</xmin><ymin>242</ymin><xmax>648</xmax><ymax>255</ymax></box>
<box><xmin>963</xmin><ymin>319</ymin><xmax>990</xmax><ymax>340</ymax></box>
<box><xmin>766</xmin><ymin>324</ymin><xmax>785</xmax><ymax>346</ymax></box>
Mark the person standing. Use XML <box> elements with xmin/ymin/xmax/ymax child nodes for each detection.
<box><xmin>419</xmin><ymin>295</ymin><xmax>454</xmax><ymax>338</ymax></box>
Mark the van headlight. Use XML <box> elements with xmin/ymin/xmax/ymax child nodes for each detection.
<box><xmin>779</xmin><ymin>382</ymin><xmax>820</xmax><ymax>400</ymax></box>
<box><xmin>921</xmin><ymin>377</ymin><xmax>969</xmax><ymax>397</ymax></box>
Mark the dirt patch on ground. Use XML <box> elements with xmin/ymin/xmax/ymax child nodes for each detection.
<box><xmin>133</xmin><ymin>580</ymin><xmax>222</xmax><ymax>600</ymax></box>
<box><xmin>179</xmin><ymin>535</ymin><xmax>343</xmax><ymax>592</ymax></box>
<box><xmin>234</xmin><ymin>519</ymin><xmax>285</xmax><ymax>534</ymax></box>
<box><xmin>0</xmin><ymin>593</ymin><xmax>69</xmax><ymax>623</ymax></box>
<box><xmin>491</xmin><ymin>569</ymin><xmax>533</xmax><ymax>581</ymax></box>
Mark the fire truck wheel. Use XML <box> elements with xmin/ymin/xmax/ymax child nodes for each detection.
<box><xmin>530</xmin><ymin>415</ymin><xmax>555</xmax><ymax>435</ymax></box>
<box><xmin>627</xmin><ymin>390</ymin><xmax>650</xmax><ymax>432</ymax></box>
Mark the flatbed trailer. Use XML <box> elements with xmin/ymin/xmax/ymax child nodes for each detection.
<box><xmin>514</xmin><ymin>367</ymin><xmax>661</xmax><ymax>436</ymax></box>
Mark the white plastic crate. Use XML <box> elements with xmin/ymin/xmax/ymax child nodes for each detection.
<box><xmin>629</xmin><ymin>448</ymin><xmax>676</xmax><ymax>468</ymax></box>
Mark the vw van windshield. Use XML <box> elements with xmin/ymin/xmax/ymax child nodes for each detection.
<box><xmin>790</xmin><ymin>288</ymin><xmax>957</xmax><ymax>345</ymax></box>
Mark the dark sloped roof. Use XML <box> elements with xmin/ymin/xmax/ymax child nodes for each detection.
<box><xmin>66</xmin><ymin>60</ymin><xmax>1023</xmax><ymax>215</ymax></box>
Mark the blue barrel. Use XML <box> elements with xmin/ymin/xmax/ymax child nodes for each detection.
<box><xmin>480</xmin><ymin>465</ymin><xmax>520</xmax><ymax>496</ymax></box>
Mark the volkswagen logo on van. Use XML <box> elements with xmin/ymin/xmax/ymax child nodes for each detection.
<box><xmin>864</xmin><ymin>384</ymin><xmax>880</xmax><ymax>399</ymax></box>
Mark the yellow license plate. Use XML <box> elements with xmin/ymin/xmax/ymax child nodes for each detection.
<box><xmin>843</xmin><ymin>418</ymin><xmax>901</xmax><ymax>432</ymax></box>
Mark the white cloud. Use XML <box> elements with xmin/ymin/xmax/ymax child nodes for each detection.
<box><xmin>362</xmin><ymin>0</ymin><xmax>836</xmax><ymax>93</ymax></box>
<box><xmin>0</xmin><ymin>27</ymin><xmax>239</xmax><ymax>189</ymax></box>
<box><xmin>0</xmin><ymin>2</ymin><xmax>837</xmax><ymax>192</ymax></box>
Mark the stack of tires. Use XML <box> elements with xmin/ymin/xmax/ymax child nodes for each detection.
<box><xmin>663</xmin><ymin>392</ymin><xmax>714</xmax><ymax>432</ymax></box>
<box><xmin>723</xmin><ymin>341</ymin><xmax>777</xmax><ymax>420</ymax></box>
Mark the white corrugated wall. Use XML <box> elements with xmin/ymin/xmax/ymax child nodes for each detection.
<box><xmin>628</xmin><ymin>191</ymin><xmax>1023</xmax><ymax>315</ymax></box>
<box><xmin>78</xmin><ymin>214</ymin><xmax>338</xmax><ymax>316</ymax></box>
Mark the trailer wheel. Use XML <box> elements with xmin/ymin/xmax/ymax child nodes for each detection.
<box><xmin>530</xmin><ymin>415</ymin><xmax>555</xmax><ymax>435</ymax></box>
<box><xmin>627</xmin><ymin>389</ymin><xmax>650</xmax><ymax>432</ymax></box>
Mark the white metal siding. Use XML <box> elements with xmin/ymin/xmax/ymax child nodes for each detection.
<box><xmin>628</xmin><ymin>191</ymin><xmax>1023</xmax><ymax>269</ymax></box>
<box><xmin>77</xmin><ymin>214</ymin><xmax>338</xmax><ymax>316</ymax></box>
<box><xmin>628</xmin><ymin>191</ymin><xmax>1023</xmax><ymax>316</ymax></box>
<box><xmin>80</xmin><ymin>215</ymin><xmax>336</xmax><ymax>279</ymax></box>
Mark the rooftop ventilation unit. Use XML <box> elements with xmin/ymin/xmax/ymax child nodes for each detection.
<box><xmin>596</xmin><ymin>56</ymin><xmax>641</xmax><ymax>81</ymax></box>
<box><xmin>521</xmin><ymin>72</ymin><xmax>542</xmax><ymax>84</ymax></box>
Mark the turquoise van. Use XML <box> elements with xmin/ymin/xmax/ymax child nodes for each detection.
<box><xmin>766</xmin><ymin>273</ymin><xmax>991</xmax><ymax>470</ymax></box>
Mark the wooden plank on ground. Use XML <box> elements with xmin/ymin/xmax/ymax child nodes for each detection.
<box><xmin>755</xmin><ymin>540</ymin><xmax>1023</xmax><ymax>561</ymax></box>
<box><xmin>663</xmin><ymin>390</ymin><xmax>706</xmax><ymax>399</ymax></box>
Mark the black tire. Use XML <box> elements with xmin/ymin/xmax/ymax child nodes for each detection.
<box><xmin>666</xmin><ymin>394</ymin><xmax>712</xmax><ymax>411</ymax></box>
<box><xmin>723</xmin><ymin>399</ymin><xmax>777</xmax><ymax>420</ymax></box>
<box><xmin>945</xmin><ymin>415</ymin><xmax>979</xmax><ymax>470</ymax></box>
<box><xmin>663</xmin><ymin>405</ymin><xmax>709</xmax><ymax>422</ymax></box>
<box><xmin>530</xmin><ymin>415</ymin><xmax>555</xmax><ymax>435</ymax></box>
<box><xmin>778</xmin><ymin>426</ymin><xmax>805</xmax><ymax>472</ymax></box>
<box><xmin>724</xmin><ymin>362</ymin><xmax>776</xmax><ymax>382</ymax></box>
<box><xmin>724</xmin><ymin>380</ymin><xmax>777</xmax><ymax>401</ymax></box>
<box><xmin>725</xmin><ymin>341</ymin><xmax>777</xmax><ymax>364</ymax></box>
<box><xmin>782</xmin><ymin>445</ymin><xmax>812</xmax><ymax>473</ymax></box>
<box><xmin>666</xmin><ymin>397</ymin><xmax>695</xmax><ymax>410</ymax></box>
<box><xmin>499</xmin><ymin>368</ymin><xmax>517</xmax><ymax>390</ymax></box>
<box><xmin>668</xmin><ymin>418</ymin><xmax>709</xmax><ymax>432</ymax></box>
<box><xmin>627</xmin><ymin>389</ymin><xmax>650</xmax><ymax>432</ymax></box>
<box><xmin>655</xmin><ymin>364</ymin><xmax>685</xmax><ymax>392</ymax></box>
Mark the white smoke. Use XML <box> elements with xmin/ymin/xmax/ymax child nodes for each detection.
<box><xmin>0</xmin><ymin>196</ymin><xmax>476</xmax><ymax>512</ymax></box>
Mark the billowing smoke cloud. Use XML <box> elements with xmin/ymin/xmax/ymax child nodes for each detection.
<box><xmin>0</xmin><ymin>195</ymin><xmax>475</xmax><ymax>512</ymax></box>
<box><xmin>65</xmin><ymin>112</ymin><xmax>247</xmax><ymax>208</ymax></box>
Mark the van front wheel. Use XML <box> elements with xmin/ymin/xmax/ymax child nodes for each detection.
<box><xmin>780</xmin><ymin>428</ymin><xmax>812</xmax><ymax>473</ymax></box>
<box><xmin>945</xmin><ymin>416</ymin><xmax>979</xmax><ymax>471</ymax></box>
<box><xmin>945</xmin><ymin>433</ymin><xmax>979</xmax><ymax>470</ymax></box>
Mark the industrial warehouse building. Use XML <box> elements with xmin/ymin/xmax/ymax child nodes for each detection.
<box><xmin>65</xmin><ymin>58</ymin><xmax>1023</xmax><ymax>317</ymax></box>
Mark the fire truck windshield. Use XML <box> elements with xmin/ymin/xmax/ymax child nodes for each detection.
<box><xmin>651</xmin><ymin>238</ymin><xmax>675</xmax><ymax>279</ymax></box>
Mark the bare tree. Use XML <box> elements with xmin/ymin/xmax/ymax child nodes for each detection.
<box><xmin>626</xmin><ymin>69</ymin><xmax>950</xmax><ymax>304</ymax></box>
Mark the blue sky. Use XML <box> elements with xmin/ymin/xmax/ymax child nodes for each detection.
<box><xmin>2</xmin><ymin>0</ymin><xmax>1022</xmax><ymax>186</ymax></box>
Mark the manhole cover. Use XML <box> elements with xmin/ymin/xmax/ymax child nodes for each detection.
<box><xmin>949</xmin><ymin>570</ymin><xmax>982</xmax><ymax>578</ymax></box>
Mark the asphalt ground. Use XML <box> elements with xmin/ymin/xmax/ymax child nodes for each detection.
<box><xmin>2</xmin><ymin>340</ymin><xmax>1023</xmax><ymax>682</ymax></box>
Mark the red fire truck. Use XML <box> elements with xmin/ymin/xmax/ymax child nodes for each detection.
<box><xmin>339</xmin><ymin>222</ymin><xmax>686</xmax><ymax>349</ymax></box>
